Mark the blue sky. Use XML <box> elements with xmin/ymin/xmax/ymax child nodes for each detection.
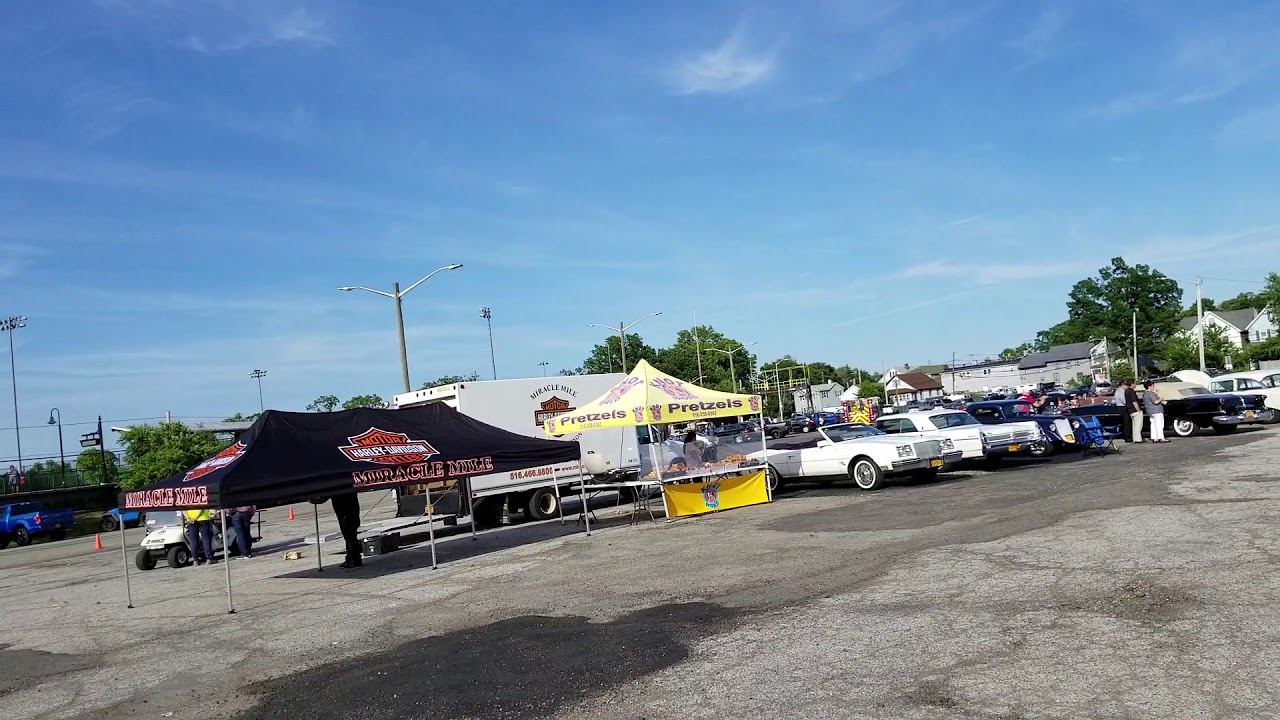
<box><xmin>2</xmin><ymin>0</ymin><xmax>1279</xmax><ymax>460</ymax></box>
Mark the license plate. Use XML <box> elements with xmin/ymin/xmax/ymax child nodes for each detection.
<box><xmin>1008</xmin><ymin>444</ymin><xmax>1020</xmax><ymax>452</ymax></box>
<box><xmin>1244</xmin><ymin>410</ymin><xmax>1254</xmax><ymax>418</ymax></box>
<box><xmin>929</xmin><ymin>459</ymin><xmax>943</xmax><ymax>468</ymax></box>
<box><xmin>1064</xmin><ymin>434</ymin><xmax>1074</xmax><ymax>443</ymax></box>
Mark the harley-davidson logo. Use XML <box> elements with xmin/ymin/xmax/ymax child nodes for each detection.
<box><xmin>184</xmin><ymin>442</ymin><xmax>247</xmax><ymax>482</ymax></box>
<box><xmin>340</xmin><ymin>428</ymin><xmax>439</xmax><ymax>465</ymax></box>
<box><xmin>534</xmin><ymin>396</ymin><xmax>575</xmax><ymax>426</ymax></box>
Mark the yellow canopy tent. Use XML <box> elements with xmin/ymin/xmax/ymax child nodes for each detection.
<box><xmin>543</xmin><ymin>359</ymin><xmax>771</xmax><ymax>509</ymax></box>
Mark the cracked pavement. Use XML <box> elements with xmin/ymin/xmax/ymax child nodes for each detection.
<box><xmin>2</xmin><ymin>426</ymin><xmax>1279</xmax><ymax>719</ymax></box>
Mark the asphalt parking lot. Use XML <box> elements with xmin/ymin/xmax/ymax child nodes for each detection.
<box><xmin>3</xmin><ymin>426</ymin><xmax>1280</xmax><ymax>719</ymax></box>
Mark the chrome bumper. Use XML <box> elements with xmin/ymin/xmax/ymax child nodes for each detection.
<box><xmin>1213</xmin><ymin>411</ymin><xmax>1273</xmax><ymax>425</ymax></box>
<box><xmin>890</xmin><ymin>451</ymin><xmax>963</xmax><ymax>473</ymax></box>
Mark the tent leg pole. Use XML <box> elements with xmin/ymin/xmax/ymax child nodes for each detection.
<box><xmin>760</xmin><ymin>407</ymin><xmax>771</xmax><ymax>502</ymax></box>
<box><xmin>577</xmin><ymin>462</ymin><xmax>591</xmax><ymax>536</ymax></box>
<box><xmin>653</xmin><ymin>425</ymin><xmax>668</xmax><ymax>520</ymax></box>
<box><xmin>221</xmin><ymin>511</ymin><xmax>235</xmax><ymax>614</ymax></box>
<box><xmin>426</xmin><ymin>485</ymin><xmax>437</xmax><ymax>569</ymax></box>
<box><xmin>119</xmin><ymin>511</ymin><xmax>133</xmax><ymax>609</ymax></box>
<box><xmin>314</xmin><ymin>504</ymin><xmax>323</xmax><ymax>573</ymax></box>
<box><xmin>467</xmin><ymin>479</ymin><xmax>477</xmax><ymax>541</ymax></box>
<box><xmin>554</xmin><ymin>472</ymin><xmax>564</xmax><ymax>526</ymax></box>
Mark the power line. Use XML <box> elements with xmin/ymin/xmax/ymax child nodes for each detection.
<box><xmin>1200</xmin><ymin>276</ymin><xmax>1269</xmax><ymax>286</ymax></box>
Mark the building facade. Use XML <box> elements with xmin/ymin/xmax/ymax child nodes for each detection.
<box><xmin>792</xmin><ymin>381</ymin><xmax>846</xmax><ymax>414</ymax></box>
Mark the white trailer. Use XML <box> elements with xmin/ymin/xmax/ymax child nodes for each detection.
<box><xmin>393</xmin><ymin>374</ymin><xmax>640</xmax><ymax>525</ymax></box>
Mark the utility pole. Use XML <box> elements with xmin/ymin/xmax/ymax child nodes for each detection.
<box><xmin>1196</xmin><ymin>277</ymin><xmax>1206</xmax><ymax>373</ymax></box>
<box><xmin>97</xmin><ymin>416</ymin><xmax>108</xmax><ymax>485</ymax></box>
<box><xmin>538</xmin><ymin>361</ymin><xmax>549</xmax><ymax>377</ymax></box>
<box><xmin>618</xmin><ymin>322</ymin><xmax>627</xmax><ymax>372</ymax></box>
<box><xmin>1132</xmin><ymin>311</ymin><xmax>1140</xmax><ymax>381</ymax></box>
<box><xmin>950</xmin><ymin>351</ymin><xmax>956</xmax><ymax>394</ymax></box>
<box><xmin>480</xmin><ymin>307</ymin><xmax>497</xmax><ymax>379</ymax></box>
<box><xmin>249</xmin><ymin>369</ymin><xmax>267</xmax><ymax>412</ymax></box>
<box><xmin>1</xmin><ymin>317</ymin><xmax>26</xmax><ymax>472</ymax></box>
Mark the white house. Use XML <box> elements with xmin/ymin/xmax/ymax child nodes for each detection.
<box><xmin>1245</xmin><ymin>310</ymin><xmax>1277</xmax><ymax>344</ymax></box>
<box><xmin>941</xmin><ymin>341</ymin><xmax>1114</xmax><ymax>394</ymax></box>
<box><xmin>1178</xmin><ymin>309</ymin><xmax>1265</xmax><ymax>350</ymax></box>
<box><xmin>884</xmin><ymin>371</ymin><xmax>945</xmax><ymax>405</ymax></box>
<box><xmin>792</xmin><ymin>381</ymin><xmax>846</xmax><ymax>414</ymax></box>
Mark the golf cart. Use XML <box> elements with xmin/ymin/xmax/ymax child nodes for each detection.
<box><xmin>134</xmin><ymin>510</ymin><xmax>244</xmax><ymax>570</ymax></box>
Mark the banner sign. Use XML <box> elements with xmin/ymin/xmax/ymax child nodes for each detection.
<box><xmin>662</xmin><ymin>470</ymin><xmax>769</xmax><ymax>518</ymax></box>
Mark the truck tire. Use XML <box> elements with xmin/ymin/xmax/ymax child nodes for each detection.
<box><xmin>13</xmin><ymin>525</ymin><xmax>30</xmax><ymax>546</ymax></box>
<box><xmin>848</xmin><ymin>457</ymin><xmax>884</xmax><ymax>491</ymax></box>
<box><xmin>48</xmin><ymin>530</ymin><xmax>66</xmax><ymax>542</ymax></box>
<box><xmin>167</xmin><ymin>545</ymin><xmax>191</xmax><ymax>568</ymax></box>
<box><xmin>527</xmin><ymin>487</ymin><xmax>560</xmax><ymax>521</ymax></box>
<box><xmin>136</xmin><ymin>550</ymin><xmax>157</xmax><ymax>571</ymax></box>
<box><xmin>101</xmin><ymin>514</ymin><xmax>119</xmax><ymax>532</ymax></box>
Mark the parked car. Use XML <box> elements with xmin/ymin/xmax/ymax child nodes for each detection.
<box><xmin>1207</xmin><ymin>372</ymin><xmax>1280</xmax><ymax>424</ymax></box>
<box><xmin>1068</xmin><ymin>381</ymin><xmax>1272</xmax><ymax>437</ymax></box>
<box><xmin>713</xmin><ymin>422</ymin><xmax>764</xmax><ymax>445</ymax></box>
<box><xmin>101</xmin><ymin>508</ymin><xmax>145</xmax><ymax>532</ymax></box>
<box><xmin>747</xmin><ymin>422</ymin><xmax>962</xmax><ymax>492</ymax></box>
<box><xmin>965</xmin><ymin>400</ymin><xmax>1079</xmax><ymax>456</ymax></box>
<box><xmin>787</xmin><ymin>414</ymin><xmax>818</xmax><ymax>433</ymax></box>
<box><xmin>0</xmin><ymin>502</ymin><xmax>75</xmax><ymax>547</ymax></box>
<box><xmin>877</xmin><ymin>409</ymin><xmax>1045</xmax><ymax>461</ymax></box>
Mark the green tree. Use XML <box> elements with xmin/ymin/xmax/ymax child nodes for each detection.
<box><xmin>1219</xmin><ymin>291</ymin><xmax>1260</xmax><ymax>312</ymax></box>
<box><xmin>582</xmin><ymin>334</ymin><xmax>657</xmax><ymax>374</ymax></box>
<box><xmin>307</xmin><ymin>395</ymin><xmax>340</xmax><ymax>412</ymax></box>
<box><xmin>1000</xmin><ymin>343</ymin><xmax>1032</xmax><ymax>359</ymax></box>
<box><xmin>558</xmin><ymin>367</ymin><xmax>586</xmax><ymax>376</ymax></box>
<box><xmin>1178</xmin><ymin>298</ymin><xmax>1217</xmax><ymax>319</ymax></box>
<box><xmin>75</xmin><ymin>449</ymin><xmax>120</xmax><ymax>485</ymax></box>
<box><xmin>1035</xmin><ymin>258</ymin><xmax>1182</xmax><ymax>361</ymax></box>
<box><xmin>1161</xmin><ymin>325</ymin><xmax>1234</xmax><ymax>373</ymax></box>
<box><xmin>420</xmin><ymin>372</ymin><xmax>481</xmax><ymax>389</ymax></box>
<box><xmin>1241</xmin><ymin>336</ymin><xmax>1280</xmax><ymax>364</ymax></box>
<box><xmin>117</xmin><ymin>423</ymin><xmax>228</xmax><ymax>491</ymax></box>
<box><xmin>223</xmin><ymin>412</ymin><xmax>260</xmax><ymax>422</ymax></box>
<box><xmin>343</xmin><ymin>394</ymin><xmax>389</xmax><ymax>409</ymax></box>
<box><xmin>1259</xmin><ymin>272</ymin><xmax>1280</xmax><ymax>322</ymax></box>
<box><xmin>653</xmin><ymin>326</ymin><xmax>756</xmax><ymax>391</ymax></box>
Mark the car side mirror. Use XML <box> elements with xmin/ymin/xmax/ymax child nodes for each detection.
<box><xmin>816</xmin><ymin>440</ymin><xmax>832</xmax><ymax>448</ymax></box>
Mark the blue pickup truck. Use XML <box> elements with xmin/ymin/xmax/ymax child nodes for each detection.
<box><xmin>0</xmin><ymin>502</ymin><xmax>76</xmax><ymax>547</ymax></box>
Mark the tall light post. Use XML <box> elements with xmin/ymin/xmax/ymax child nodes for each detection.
<box><xmin>538</xmin><ymin>361</ymin><xmax>549</xmax><ymax>377</ymax></box>
<box><xmin>47</xmin><ymin>408</ymin><xmax>65</xmax><ymax>486</ymax></box>
<box><xmin>338</xmin><ymin>264</ymin><xmax>463</xmax><ymax>393</ymax></box>
<box><xmin>588</xmin><ymin>312</ymin><xmax>661</xmax><ymax>372</ymax></box>
<box><xmin>249</xmin><ymin>369</ymin><xmax>267</xmax><ymax>412</ymax></box>
<box><xmin>1</xmin><ymin>317</ymin><xmax>25</xmax><ymax>472</ymax></box>
<box><xmin>703</xmin><ymin>342</ymin><xmax>757</xmax><ymax>392</ymax></box>
<box><xmin>480</xmin><ymin>307</ymin><xmax>497</xmax><ymax>380</ymax></box>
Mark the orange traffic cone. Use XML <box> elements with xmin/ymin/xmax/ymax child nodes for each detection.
<box><xmin>93</xmin><ymin>534</ymin><xmax>103</xmax><ymax>551</ymax></box>
<box><xmin>288</xmin><ymin>506</ymin><xmax>296</xmax><ymax>521</ymax></box>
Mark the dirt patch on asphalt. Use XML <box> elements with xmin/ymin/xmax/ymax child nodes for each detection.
<box><xmin>233</xmin><ymin>602</ymin><xmax>741</xmax><ymax>720</ymax></box>
<box><xmin>1057</xmin><ymin>577</ymin><xmax>1195</xmax><ymax>622</ymax></box>
<box><xmin>0</xmin><ymin>644</ymin><xmax>100</xmax><ymax>696</ymax></box>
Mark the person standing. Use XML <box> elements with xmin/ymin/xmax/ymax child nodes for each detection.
<box><xmin>1113</xmin><ymin>381</ymin><xmax>1133</xmax><ymax>442</ymax></box>
<box><xmin>1127</xmin><ymin>380</ymin><xmax>1144</xmax><ymax>443</ymax></box>
<box><xmin>6</xmin><ymin>465</ymin><xmax>17</xmax><ymax>494</ymax></box>
<box><xmin>682</xmin><ymin>431</ymin><xmax>704</xmax><ymax>469</ymax></box>
<box><xmin>330</xmin><ymin>492</ymin><xmax>363</xmax><ymax>569</ymax></box>
<box><xmin>183</xmin><ymin>508</ymin><xmax>215</xmax><ymax>565</ymax></box>
<box><xmin>1142</xmin><ymin>381</ymin><xmax>1168</xmax><ymax>443</ymax></box>
<box><xmin>229</xmin><ymin>505</ymin><xmax>256</xmax><ymax>558</ymax></box>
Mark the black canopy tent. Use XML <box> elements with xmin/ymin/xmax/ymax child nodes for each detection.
<box><xmin>114</xmin><ymin>405</ymin><xmax>584</xmax><ymax>613</ymax></box>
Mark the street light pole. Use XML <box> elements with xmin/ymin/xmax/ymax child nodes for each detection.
<box><xmin>47</xmin><ymin>408</ymin><xmax>65</xmax><ymax>486</ymax></box>
<box><xmin>480</xmin><ymin>307</ymin><xmax>497</xmax><ymax>380</ymax></box>
<box><xmin>703</xmin><ymin>343</ymin><xmax>756</xmax><ymax>393</ymax></box>
<box><xmin>1</xmin><ymin>317</ymin><xmax>26</xmax><ymax>473</ymax></box>
<box><xmin>1196</xmin><ymin>277</ymin><xmax>1206</xmax><ymax>373</ymax></box>
<box><xmin>589</xmin><ymin>312</ymin><xmax>661</xmax><ymax>374</ymax></box>
<box><xmin>249</xmin><ymin>369</ymin><xmax>267</xmax><ymax>412</ymax></box>
<box><xmin>538</xmin><ymin>361</ymin><xmax>549</xmax><ymax>377</ymax></box>
<box><xmin>338</xmin><ymin>264</ymin><xmax>463</xmax><ymax>393</ymax></box>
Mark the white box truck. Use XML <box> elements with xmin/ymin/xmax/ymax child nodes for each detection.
<box><xmin>393</xmin><ymin>374</ymin><xmax>641</xmax><ymax>525</ymax></box>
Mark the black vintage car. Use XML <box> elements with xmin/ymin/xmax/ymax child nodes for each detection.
<box><xmin>1068</xmin><ymin>381</ymin><xmax>1272</xmax><ymax>437</ymax></box>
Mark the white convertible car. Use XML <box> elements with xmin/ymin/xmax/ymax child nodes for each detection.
<box><xmin>746</xmin><ymin>422</ymin><xmax>963</xmax><ymax>492</ymax></box>
<box><xmin>875</xmin><ymin>409</ymin><xmax>1048</xmax><ymax>460</ymax></box>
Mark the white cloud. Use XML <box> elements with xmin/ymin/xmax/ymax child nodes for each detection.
<box><xmin>675</xmin><ymin>28</ymin><xmax>776</xmax><ymax>95</ymax></box>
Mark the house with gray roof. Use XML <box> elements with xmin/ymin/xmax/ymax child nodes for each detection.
<box><xmin>1179</xmin><ymin>308</ymin><xmax>1272</xmax><ymax>349</ymax></box>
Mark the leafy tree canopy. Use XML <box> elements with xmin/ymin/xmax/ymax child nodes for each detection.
<box><xmin>342</xmin><ymin>394</ymin><xmax>389</xmax><ymax>410</ymax></box>
<box><xmin>117</xmin><ymin>422</ymin><xmax>228</xmax><ymax>490</ymax></box>
<box><xmin>76</xmin><ymin>448</ymin><xmax>120</xmax><ymax>485</ymax></box>
<box><xmin>307</xmin><ymin>395</ymin><xmax>340</xmax><ymax>412</ymax></box>
<box><xmin>420</xmin><ymin>372</ymin><xmax>481</xmax><ymax>389</ymax></box>
<box><xmin>1033</xmin><ymin>257</ymin><xmax>1181</xmax><ymax>359</ymax></box>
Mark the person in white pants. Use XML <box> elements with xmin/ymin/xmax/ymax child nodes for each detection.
<box><xmin>1142</xmin><ymin>380</ymin><xmax>1168</xmax><ymax>442</ymax></box>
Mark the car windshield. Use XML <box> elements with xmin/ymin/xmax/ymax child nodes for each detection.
<box><xmin>823</xmin><ymin>423</ymin><xmax>885</xmax><ymax>442</ymax></box>
<box><xmin>1210</xmin><ymin>381</ymin><xmax>1233</xmax><ymax>392</ymax></box>
<box><xmin>938</xmin><ymin>412</ymin><xmax>979</xmax><ymax>427</ymax></box>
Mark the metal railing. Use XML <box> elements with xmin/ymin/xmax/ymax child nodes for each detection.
<box><xmin>0</xmin><ymin>467</ymin><xmax>116</xmax><ymax>496</ymax></box>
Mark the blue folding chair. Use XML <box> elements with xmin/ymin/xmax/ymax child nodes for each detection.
<box><xmin>1072</xmin><ymin>415</ymin><xmax>1120</xmax><ymax>457</ymax></box>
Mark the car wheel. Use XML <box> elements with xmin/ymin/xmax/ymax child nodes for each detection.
<box><xmin>136</xmin><ymin>549</ymin><xmax>157</xmax><ymax>571</ymax></box>
<box><xmin>13</xmin><ymin>526</ymin><xmax>30</xmax><ymax>546</ymax></box>
<box><xmin>801</xmin><ymin>426</ymin><xmax>811</xmax><ymax>433</ymax></box>
<box><xmin>766</xmin><ymin>465</ymin><xmax>786</xmax><ymax>494</ymax></box>
<box><xmin>1029</xmin><ymin>441</ymin><xmax>1054</xmax><ymax>458</ymax></box>
<box><xmin>101</xmin><ymin>515</ymin><xmax>119</xmax><ymax>532</ymax></box>
<box><xmin>849</xmin><ymin>457</ymin><xmax>884</xmax><ymax>491</ymax></box>
<box><xmin>1211</xmin><ymin>423</ymin><xmax>1238</xmax><ymax>435</ymax></box>
<box><xmin>1171</xmin><ymin>417</ymin><xmax>1197</xmax><ymax>437</ymax></box>
<box><xmin>167</xmin><ymin>545</ymin><xmax>191</xmax><ymax>568</ymax></box>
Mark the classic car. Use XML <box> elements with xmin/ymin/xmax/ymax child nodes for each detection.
<box><xmin>746</xmin><ymin>422</ymin><xmax>962</xmax><ymax>492</ymax></box>
<box><xmin>877</xmin><ymin>409</ymin><xmax>1047</xmax><ymax>461</ymax></box>
<box><xmin>713</xmin><ymin>422</ymin><xmax>765</xmax><ymax>445</ymax></box>
<box><xmin>1068</xmin><ymin>381</ymin><xmax>1272</xmax><ymax>437</ymax></box>
<box><xmin>1207</xmin><ymin>372</ymin><xmax>1280</xmax><ymax>423</ymax></box>
<box><xmin>964</xmin><ymin>400</ymin><xmax>1078</xmax><ymax>456</ymax></box>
